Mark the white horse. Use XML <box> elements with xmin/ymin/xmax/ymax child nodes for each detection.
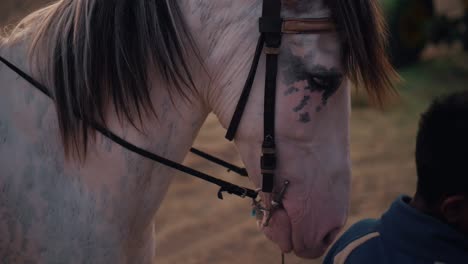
<box><xmin>0</xmin><ymin>0</ymin><xmax>397</xmax><ymax>262</ymax></box>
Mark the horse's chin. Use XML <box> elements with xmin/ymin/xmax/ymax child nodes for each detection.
<box><xmin>293</xmin><ymin>246</ymin><xmax>328</xmax><ymax>259</ymax></box>
<box><xmin>262</xmin><ymin>209</ymin><xmax>293</xmax><ymax>254</ymax></box>
<box><xmin>261</xmin><ymin>208</ymin><xmax>333</xmax><ymax>259</ymax></box>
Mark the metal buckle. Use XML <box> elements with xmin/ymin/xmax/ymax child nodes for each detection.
<box><xmin>240</xmin><ymin>187</ymin><xmax>248</xmax><ymax>198</ymax></box>
<box><xmin>264</xmin><ymin>47</ymin><xmax>280</xmax><ymax>54</ymax></box>
<box><xmin>262</xmin><ymin>147</ymin><xmax>276</xmax><ymax>154</ymax></box>
<box><xmin>261</xmin><ymin>150</ymin><xmax>277</xmax><ymax>172</ymax></box>
<box><xmin>251</xmin><ymin>181</ymin><xmax>290</xmax><ymax>227</ymax></box>
<box><xmin>218</xmin><ymin>186</ymin><xmax>249</xmax><ymax>200</ymax></box>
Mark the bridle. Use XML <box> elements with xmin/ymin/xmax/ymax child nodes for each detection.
<box><xmin>0</xmin><ymin>0</ymin><xmax>335</xmax><ymax>254</ymax></box>
<box><xmin>225</xmin><ymin>0</ymin><xmax>335</xmax><ymax>226</ymax></box>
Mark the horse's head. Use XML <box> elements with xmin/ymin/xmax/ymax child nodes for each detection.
<box><xmin>204</xmin><ymin>0</ymin><xmax>397</xmax><ymax>258</ymax></box>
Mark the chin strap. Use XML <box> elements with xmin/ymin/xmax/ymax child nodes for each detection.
<box><xmin>225</xmin><ymin>0</ymin><xmax>282</xmax><ymax>193</ymax></box>
<box><xmin>225</xmin><ymin>34</ymin><xmax>265</xmax><ymax>141</ymax></box>
<box><xmin>259</xmin><ymin>0</ymin><xmax>281</xmax><ymax>193</ymax></box>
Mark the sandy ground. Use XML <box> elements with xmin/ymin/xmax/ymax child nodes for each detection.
<box><xmin>152</xmin><ymin>109</ymin><xmax>417</xmax><ymax>264</ymax></box>
<box><xmin>1</xmin><ymin>1</ymin><xmax>453</xmax><ymax>263</ymax></box>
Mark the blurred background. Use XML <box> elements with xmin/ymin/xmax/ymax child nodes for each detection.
<box><xmin>1</xmin><ymin>0</ymin><xmax>467</xmax><ymax>263</ymax></box>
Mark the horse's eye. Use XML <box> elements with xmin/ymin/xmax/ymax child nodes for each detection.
<box><xmin>311</xmin><ymin>76</ymin><xmax>331</xmax><ymax>88</ymax></box>
<box><xmin>309</xmin><ymin>75</ymin><xmax>341</xmax><ymax>89</ymax></box>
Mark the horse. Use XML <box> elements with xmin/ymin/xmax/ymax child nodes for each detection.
<box><xmin>0</xmin><ymin>0</ymin><xmax>397</xmax><ymax>262</ymax></box>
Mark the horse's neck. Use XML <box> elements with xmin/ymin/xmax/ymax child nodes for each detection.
<box><xmin>181</xmin><ymin>0</ymin><xmax>262</xmax><ymax>128</ymax></box>
<box><xmin>0</xmin><ymin>41</ymin><xmax>210</xmax><ymax>248</ymax></box>
<box><xmin>0</xmin><ymin>37</ymin><xmax>30</xmax><ymax>75</ymax></box>
<box><xmin>2</xmin><ymin>35</ymin><xmax>209</xmax><ymax>156</ymax></box>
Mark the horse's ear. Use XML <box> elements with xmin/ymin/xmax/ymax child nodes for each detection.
<box><xmin>329</xmin><ymin>0</ymin><xmax>400</xmax><ymax>106</ymax></box>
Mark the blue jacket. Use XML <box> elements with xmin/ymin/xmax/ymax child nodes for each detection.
<box><xmin>324</xmin><ymin>196</ymin><xmax>468</xmax><ymax>264</ymax></box>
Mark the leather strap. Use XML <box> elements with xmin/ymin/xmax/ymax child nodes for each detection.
<box><xmin>0</xmin><ymin>55</ymin><xmax>257</xmax><ymax>200</ymax></box>
<box><xmin>260</xmin><ymin>52</ymin><xmax>278</xmax><ymax>193</ymax></box>
<box><xmin>190</xmin><ymin>148</ymin><xmax>248</xmax><ymax>176</ymax></box>
<box><xmin>225</xmin><ymin>34</ymin><xmax>265</xmax><ymax>141</ymax></box>
<box><xmin>282</xmin><ymin>18</ymin><xmax>335</xmax><ymax>34</ymax></box>
<box><xmin>259</xmin><ymin>0</ymin><xmax>282</xmax><ymax>193</ymax></box>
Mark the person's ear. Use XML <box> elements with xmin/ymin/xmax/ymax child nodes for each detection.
<box><xmin>440</xmin><ymin>195</ymin><xmax>467</xmax><ymax>224</ymax></box>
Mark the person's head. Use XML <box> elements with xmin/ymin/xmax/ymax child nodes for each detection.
<box><xmin>415</xmin><ymin>90</ymin><xmax>468</xmax><ymax>235</ymax></box>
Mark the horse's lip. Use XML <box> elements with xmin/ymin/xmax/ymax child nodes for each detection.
<box><xmin>292</xmin><ymin>227</ymin><xmax>340</xmax><ymax>258</ymax></box>
<box><xmin>282</xmin><ymin>246</ymin><xmax>294</xmax><ymax>254</ymax></box>
<box><xmin>261</xmin><ymin>208</ymin><xmax>294</xmax><ymax>254</ymax></box>
<box><xmin>294</xmin><ymin>246</ymin><xmax>327</xmax><ymax>259</ymax></box>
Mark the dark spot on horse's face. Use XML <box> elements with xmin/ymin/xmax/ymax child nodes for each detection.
<box><xmin>299</xmin><ymin>112</ymin><xmax>311</xmax><ymax>123</ymax></box>
<box><xmin>283</xmin><ymin>53</ymin><xmax>343</xmax><ymax>119</ymax></box>
<box><xmin>281</xmin><ymin>47</ymin><xmax>343</xmax><ymax>103</ymax></box>
<box><xmin>293</xmin><ymin>96</ymin><xmax>311</xmax><ymax>112</ymax></box>
<box><xmin>281</xmin><ymin>47</ymin><xmax>343</xmax><ymax>123</ymax></box>
<box><xmin>306</xmin><ymin>71</ymin><xmax>343</xmax><ymax>105</ymax></box>
<box><xmin>284</xmin><ymin>87</ymin><xmax>300</xmax><ymax>96</ymax></box>
<box><xmin>282</xmin><ymin>49</ymin><xmax>311</xmax><ymax>87</ymax></box>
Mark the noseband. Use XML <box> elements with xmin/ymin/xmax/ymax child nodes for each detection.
<box><xmin>0</xmin><ymin>0</ymin><xmax>335</xmax><ymax>228</ymax></box>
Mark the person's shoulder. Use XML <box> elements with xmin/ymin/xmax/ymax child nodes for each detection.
<box><xmin>323</xmin><ymin>219</ymin><xmax>384</xmax><ymax>264</ymax></box>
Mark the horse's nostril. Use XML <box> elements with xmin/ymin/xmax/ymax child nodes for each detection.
<box><xmin>323</xmin><ymin>227</ymin><xmax>341</xmax><ymax>245</ymax></box>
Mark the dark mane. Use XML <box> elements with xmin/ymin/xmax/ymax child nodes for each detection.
<box><xmin>21</xmin><ymin>0</ymin><xmax>198</xmax><ymax>160</ymax></box>
<box><xmin>5</xmin><ymin>0</ymin><xmax>398</xmax><ymax>160</ymax></box>
<box><xmin>328</xmin><ymin>0</ymin><xmax>399</xmax><ymax>104</ymax></box>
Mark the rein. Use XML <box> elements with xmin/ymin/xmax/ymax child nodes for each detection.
<box><xmin>0</xmin><ymin>55</ymin><xmax>258</xmax><ymax>201</ymax></box>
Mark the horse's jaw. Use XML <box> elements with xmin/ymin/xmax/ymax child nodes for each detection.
<box><xmin>234</xmin><ymin>126</ymin><xmax>351</xmax><ymax>258</ymax></box>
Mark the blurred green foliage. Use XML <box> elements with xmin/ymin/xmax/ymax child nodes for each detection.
<box><xmin>353</xmin><ymin>52</ymin><xmax>468</xmax><ymax>118</ymax></box>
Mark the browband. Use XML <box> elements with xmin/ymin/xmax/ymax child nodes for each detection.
<box><xmin>282</xmin><ymin>18</ymin><xmax>335</xmax><ymax>34</ymax></box>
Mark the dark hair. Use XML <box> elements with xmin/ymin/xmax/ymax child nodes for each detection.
<box><xmin>328</xmin><ymin>0</ymin><xmax>399</xmax><ymax>105</ymax></box>
<box><xmin>416</xmin><ymin>90</ymin><xmax>468</xmax><ymax>205</ymax></box>
<box><xmin>5</xmin><ymin>0</ymin><xmax>397</xmax><ymax>161</ymax></box>
<box><xmin>8</xmin><ymin>0</ymin><xmax>199</xmax><ymax>160</ymax></box>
